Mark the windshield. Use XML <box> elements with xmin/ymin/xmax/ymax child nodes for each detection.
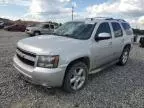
<box><xmin>28</xmin><ymin>23</ymin><xmax>43</xmax><ymax>27</ymax></box>
<box><xmin>53</xmin><ymin>21</ymin><xmax>95</xmax><ymax>40</ymax></box>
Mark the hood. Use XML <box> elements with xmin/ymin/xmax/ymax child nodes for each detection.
<box><xmin>17</xmin><ymin>35</ymin><xmax>84</xmax><ymax>55</ymax></box>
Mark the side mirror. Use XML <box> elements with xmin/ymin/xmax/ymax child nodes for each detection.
<box><xmin>95</xmin><ymin>33</ymin><xmax>111</xmax><ymax>41</ymax></box>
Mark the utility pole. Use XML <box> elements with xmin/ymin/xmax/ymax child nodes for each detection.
<box><xmin>72</xmin><ymin>2</ymin><xmax>76</xmax><ymax>21</ymax></box>
<box><xmin>72</xmin><ymin>5</ymin><xmax>74</xmax><ymax>21</ymax></box>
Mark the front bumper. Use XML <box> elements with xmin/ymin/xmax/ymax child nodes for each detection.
<box><xmin>25</xmin><ymin>30</ymin><xmax>33</xmax><ymax>35</ymax></box>
<box><xmin>13</xmin><ymin>55</ymin><xmax>66</xmax><ymax>87</ymax></box>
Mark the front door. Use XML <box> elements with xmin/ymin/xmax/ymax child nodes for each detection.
<box><xmin>91</xmin><ymin>22</ymin><xmax>114</xmax><ymax>70</ymax></box>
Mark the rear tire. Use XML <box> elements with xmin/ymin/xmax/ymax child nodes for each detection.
<box><xmin>118</xmin><ymin>47</ymin><xmax>130</xmax><ymax>66</ymax></box>
<box><xmin>34</xmin><ymin>31</ymin><xmax>41</xmax><ymax>36</ymax></box>
<box><xmin>63</xmin><ymin>62</ymin><xmax>88</xmax><ymax>93</ymax></box>
<box><xmin>28</xmin><ymin>34</ymin><xmax>33</xmax><ymax>37</ymax></box>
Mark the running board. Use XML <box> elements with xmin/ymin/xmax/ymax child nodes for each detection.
<box><xmin>89</xmin><ymin>60</ymin><xmax>119</xmax><ymax>74</ymax></box>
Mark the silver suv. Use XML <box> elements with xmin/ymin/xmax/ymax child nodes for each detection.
<box><xmin>13</xmin><ymin>18</ymin><xmax>134</xmax><ymax>93</ymax></box>
<box><xmin>25</xmin><ymin>23</ymin><xmax>55</xmax><ymax>36</ymax></box>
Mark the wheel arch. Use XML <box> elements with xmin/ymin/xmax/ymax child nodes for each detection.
<box><xmin>66</xmin><ymin>57</ymin><xmax>90</xmax><ymax>71</ymax></box>
<box><xmin>123</xmin><ymin>44</ymin><xmax>131</xmax><ymax>50</ymax></box>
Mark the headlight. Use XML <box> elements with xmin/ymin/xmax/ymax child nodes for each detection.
<box><xmin>37</xmin><ymin>55</ymin><xmax>59</xmax><ymax>68</ymax></box>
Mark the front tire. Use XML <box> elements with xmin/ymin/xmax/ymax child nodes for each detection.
<box><xmin>63</xmin><ymin>62</ymin><xmax>88</xmax><ymax>93</ymax></box>
<box><xmin>118</xmin><ymin>47</ymin><xmax>130</xmax><ymax>66</ymax></box>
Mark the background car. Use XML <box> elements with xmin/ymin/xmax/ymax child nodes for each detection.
<box><xmin>25</xmin><ymin>23</ymin><xmax>56</xmax><ymax>36</ymax></box>
<box><xmin>140</xmin><ymin>37</ymin><xmax>144</xmax><ymax>47</ymax></box>
<box><xmin>4</xmin><ymin>24</ymin><xmax>26</xmax><ymax>32</ymax></box>
<box><xmin>0</xmin><ymin>21</ymin><xmax>4</xmax><ymax>29</ymax></box>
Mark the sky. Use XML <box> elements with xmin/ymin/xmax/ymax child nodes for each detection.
<box><xmin>0</xmin><ymin>0</ymin><xmax>144</xmax><ymax>29</ymax></box>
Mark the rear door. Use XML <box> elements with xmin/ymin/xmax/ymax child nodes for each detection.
<box><xmin>42</xmin><ymin>24</ymin><xmax>51</xmax><ymax>34</ymax></box>
<box><xmin>110</xmin><ymin>22</ymin><xmax>124</xmax><ymax>59</ymax></box>
<box><xmin>49</xmin><ymin>24</ymin><xmax>55</xmax><ymax>34</ymax></box>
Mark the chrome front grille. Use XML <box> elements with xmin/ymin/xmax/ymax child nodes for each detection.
<box><xmin>16</xmin><ymin>48</ymin><xmax>36</xmax><ymax>66</ymax></box>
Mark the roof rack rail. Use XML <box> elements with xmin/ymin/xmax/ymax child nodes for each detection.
<box><xmin>86</xmin><ymin>17</ymin><xmax>114</xmax><ymax>21</ymax></box>
<box><xmin>116</xmin><ymin>19</ymin><xmax>126</xmax><ymax>22</ymax></box>
<box><xmin>86</xmin><ymin>17</ymin><xmax>127</xmax><ymax>22</ymax></box>
<box><xmin>93</xmin><ymin>17</ymin><xmax>113</xmax><ymax>19</ymax></box>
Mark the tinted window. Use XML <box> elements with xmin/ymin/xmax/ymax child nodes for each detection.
<box><xmin>96</xmin><ymin>22</ymin><xmax>111</xmax><ymax>37</ymax></box>
<box><xmin>122</xmin><ymin>23</ymin><xmax>133</xmax><ymax>35</ymax></box>
<box><xmin>50</xmin><ymin>25</ymin><xmax>54</xmax><ymax>29</ymax></box>
<box><xmin>112</xmin><ymin>22</ymin><xmax>123</xmax><ymax>37</ymax></box>
<box><xmin>43</xmin><ymin>24</ymin><xmax>49</xmax><ymax>29</ymax></box>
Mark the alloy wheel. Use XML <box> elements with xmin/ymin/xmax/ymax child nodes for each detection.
<box><xmin>122</xmin><ymin>50</ymin><xmax>129</xmax><ymax>64</ymax></box>
<box><xmin>70</xmin><ymin>68</ymin><xmax>86</xmax><ymax>90</ymax></box>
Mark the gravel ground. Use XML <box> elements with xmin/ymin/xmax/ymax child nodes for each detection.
<box><xmin>0</xmin><ymin>30</ymin><xmax>144</xmax><ymax>108</ymax></box>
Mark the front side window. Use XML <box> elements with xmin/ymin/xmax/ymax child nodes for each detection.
<box><xmin>34</xmin><ymin>23</ymin><xmax>43</xmax><ymax>27</ymax></box>
<box><xmin>112</xmin><ymin>22</ymin><xmax>123</xmax><ymax>38</ymax></box>
<box><xmin>53</xmin><ymin>22</ymin><xmax>95</xmax><ymax>40</ymax></box>
<box><xmin>43</xmin><ymin>24</ymin><xmax>50</xmax><ymax>29</ymax></box>
<box><xmin>95</xmin><ymin>22</ymin><xmax>112</xmax><ymax>37</ymax></box>
<box><xmin>50</xmin><ymin>25</ymin><xmax>54</xmax><ymax>29</ymax></box>
<box><xmin>122</xmin><ymin>23</ymin><xmax>133</xmax><ymax>35</ymax></box>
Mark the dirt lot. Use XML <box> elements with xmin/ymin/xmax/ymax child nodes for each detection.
<box><xmin>0</xmin><ymin>30</ymin><xmax>144</xmax><ymax>108</ymax></box>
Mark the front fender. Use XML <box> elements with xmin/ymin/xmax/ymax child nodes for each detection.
<box><xmin>59</xmin><ymin>50</ymin><xmax>91</xmax><ymax>69</ymax></box>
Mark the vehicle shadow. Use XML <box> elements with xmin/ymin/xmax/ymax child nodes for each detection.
<box><xmin>17</xmin><ymin>57</ymin><xmax>144</xmax><ymax>95</ymax></box>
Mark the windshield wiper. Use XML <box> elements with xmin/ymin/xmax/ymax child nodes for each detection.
<box><xmin>53</xmin><ymin>33</ymin><xmax>71</xmax><ymax>37</ymax></box>
<box><xmin>52</xmin><ymin>33</ymin><xmax>79</xmax><ymax>39</ymax></box>
<box><xmin>62</xmin><ymin>34</ymin><xmax>80</xmax><ymax>39</ymax></box>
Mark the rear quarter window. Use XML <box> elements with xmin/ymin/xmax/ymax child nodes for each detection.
<box><xmin>122</xmin><ymin>23</ymin><xmax>133</xmax><ymax>35</ymax></box>
<box><xmin>50</xmin><ymin>25</ymin><xmax>54</xmax><ymax>29</ymax></box>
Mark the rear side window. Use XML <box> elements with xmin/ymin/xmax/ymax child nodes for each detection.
<box><xmin>96</xmin><ymin>22</ymin><xmax>111</xmax><ymax>37</ymax></box>
<box><xmin>122</xmin><ymin>23</ymin><xmax>133</xmax><ymax>35</ymax></box>
<box><xmin>112</xmin><ymin>22</ymin><xmax>123</xmax><ymax>38</ymax></box>
<box><xmin>50</xmin><ymin>25</ymin><xmax>54</xmax><ymax>29</ymax></box>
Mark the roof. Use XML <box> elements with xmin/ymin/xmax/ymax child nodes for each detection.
<box><xmin>76</xmin><ymin>17</ymin><xmax>128</xmax><ymax>24</ymax></box>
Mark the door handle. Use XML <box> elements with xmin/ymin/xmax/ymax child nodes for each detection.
<box><xmin>109</xmin><ymin>42</ymin><xmax>112</xmax><ymax>45</ymax></box>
